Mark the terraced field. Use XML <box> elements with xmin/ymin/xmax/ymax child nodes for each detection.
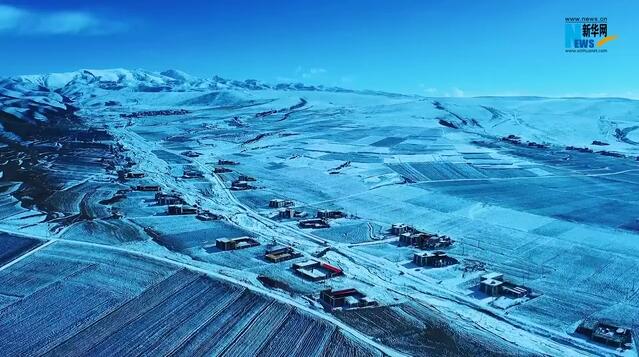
<box><xmin>0</xmin><ymin>233</ymin><xmax>41</xmax><ymax>266</ymax></box>
<box><xmin>0</xmin><ymin>240</ymin><xmax>382</xmax><ymax>356</ymax></box>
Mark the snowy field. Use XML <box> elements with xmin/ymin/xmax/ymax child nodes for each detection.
<box><xmin>1</xmin><ymin>69</ymin><xmax>639</xmax><ymax>356</ymax></box>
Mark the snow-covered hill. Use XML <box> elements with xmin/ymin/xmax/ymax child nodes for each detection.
<box><xmin>2</xmin><ymin>68</ymin><xmax>638</xmax><ymax>155</ymax></box>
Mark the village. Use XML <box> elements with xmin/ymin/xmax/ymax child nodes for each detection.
<box><xmin>112</xmin><ymin>137</ymin><xmax>631</xmax><ymax>352</ymax></box>
<box><xmin>107</xmin><ymin>150</ymin><xmax>635</xmax><ymax>355</ymax></box>
<box><xmin>25</xmin><ymin>96</ymin><xmax>634</xmax><ymax>357</ymax></box>
<box><xmin>114</xmin><ymin>151</ymin><xmax>539</xmax><ymax>310</ymax></box>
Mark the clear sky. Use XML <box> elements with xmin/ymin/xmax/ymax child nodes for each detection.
<box><xmin>0</xmin><ymin>0</ymin><xmax>637</xmax><ymax>97</ymax></box>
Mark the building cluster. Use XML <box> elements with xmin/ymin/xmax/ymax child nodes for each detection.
<box><xmin>297</xmin><ymin>209</ymin><xmax>347</xmax><ymax>229</ymax></box>
<box><xmin>413</xmin><ymin>251</ymin><xmax>458</xmax><ymax>267</ymax></box>
<box><xmin>214</xmin><ymin>159</ymin><xmax>238</xmax><ymax>175</ymax></box>
<box><xmin>229</xmin><ymin>174</ymin><xmax>256</xmax><ymax>191</ymax></box>
<box><xmin>598</xmin><ymin>150</ymin><xmax>625</xmax><ymax>158</ymax></box>
<box><xmin>501</xmin><ymin>135</ymin><xmax>549</xmax><ymax>149</ymax></box>
<box><xmin>479</xmin><ymin>272</ymin><xmax>530</xmax><ymax>299</ymax></box>
<box><xmin>119</xmin><ymin>109</ymin><xmax>190</xmax><ymax>118</ymax></box>
<box><xmin>216</xmin><ymin>236</ymin><xmax>260</xmax><ymax>251</ymax></box>
<box><xmin>319</xmin><ymin>289</ymin><xmax>377</xmax><ymax>310</ymax></box>
<box><xmin>267</xmin><ymin>199</ymin><xmax>309</xmax><ymax>220</ymax></box>
<box><xmin>576</xmin><ymin>320</ymin><xmax>633</xmax><ymax>349</ymax></box>
<box><xmin>264</xmin><ymin>245</ymin><xmax>303</xmax><ymax>263</ymax></box>
<box><xmin>292</xmin><ymin>260</ymin><xmax>344</xmax><ymax>281</ymax></box>
<box><xmin>128</xmin><ymin>185</ymin><xmax>222</xmax><ymax>219</ymax></box>
<box><xmin>566</xmin><ymin>145</ymin><xmax>626</xmax><ymax>159</ymax></box>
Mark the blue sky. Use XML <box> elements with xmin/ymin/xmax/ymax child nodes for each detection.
<box><xmin>0</xmin><ymin>0</ymin><xmax>637</xmax><ymax>97</ymax></box>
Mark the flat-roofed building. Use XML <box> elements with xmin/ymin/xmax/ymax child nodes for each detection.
<box><xmin>167</xmin><ymin>204</ymin><xmax>197</xmax><ymax>215</ymax></box>
<box><xmin>135</xmin><ymin>185</ymin><xmax>161</xmax><ymax>192</ymax></box>
<box><xmin>293</xmin><ymin>260</ymin><xmax>343</xmax><ymax>281</ymax></box>
<box><xmin>413</xmin><ymin>251</ymin><xmax>458</xmax><ymax>267</ymax></box>
<box><xmin>316</xmin><ymin>210</ymin><xmax>346</xmax><ymax>219</ymax></box>
<box><xmin>319</xmin><ymin>288</ymin><xmax>377</xmax><ymax>310</ymax></box>
<box><xmin>480</xmin><ymin>278</ymin><xmax>503</xmax><ymax>296</ymax></box>
<box><xmin>269</xmin><ymin>199</ymin><xmax>294</xmax><ymax>208</ymax></box>
<box><xmin>298</xmin><ymin>219</ymin><xmax>330</xmax><ymax>229</ymax></box>
<box><xmin>214</xmin><ymin>166</ymin><xmax>232</xmax><ymax>173</ymax></box>
<box><xmin>215</xmin><ymin>236</ymin><xmax>260</xmax><ymax>251</ymax></box>
<box><xmin>265</xmin><ymin>246</ymin><xmax>302</xmax><ymax>263</ymax></box>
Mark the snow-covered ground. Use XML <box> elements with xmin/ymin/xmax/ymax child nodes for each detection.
<box><xmin>1</xmin><ymin>68</ymin><xmax>638</xmax><ymax>356</ymax></box>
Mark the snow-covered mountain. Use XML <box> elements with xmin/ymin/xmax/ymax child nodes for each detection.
<box><xmin>0</xmin><ymin>68</ymin><xmax>377</xmax><ymax>102</ymax></box>
<box><xmin>2</xmin><ymin>68</ymin><xmax>638</xmax><ymax>155</ymax></box>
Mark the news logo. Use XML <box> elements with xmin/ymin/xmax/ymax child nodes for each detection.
<box><xmin>565</xmin><ymin>17</ymin><xmax>618</xmax><ymax>53</ymax></box>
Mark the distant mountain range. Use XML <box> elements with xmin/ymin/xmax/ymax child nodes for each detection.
<box><xmin>1</xmin><ymin>68</ymin><xmax>639</xmax><ymax>156</ymax></box>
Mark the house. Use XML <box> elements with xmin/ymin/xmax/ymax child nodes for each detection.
<box><xmin>576</xmin><ymin>320</ymin><xmax>633</xmax><ymax>349</ymax></box>
<box><xmin>319</xmin><ymin>288</ymin><xmax>377</xmax><ymax>310</ymax></box>
<box><xmin>279</xmin><ymin>208</ymin><xmax>307</xmax><ymax>219</ymax></box>
<box><xmin>183</xmin><ymin>170</ymin><xmax>203</xmax><ymax>179</ymax></box>
<box><xmin>181</xmin><ymin>150</ymin><xmax>201</xmax><ymax>157</ymax></box>
<box><xmin>167</xmin><ymin>205</ymin><xmax>198</xmax><ymax>215</ymax></box>
<box><xmin>278</xmin><ymin>208</ymin><xmax>295</xmax><ymax>219</ymax></box>
<box><xmin>264</xmin><ymin>246</ymin><xmax>302</xmax><ymax>263</ymax></box>
<box><xmin>135</xmin><ymin>185</ymin><xmax>161</xmax><ymax>192</ymax></box>
<box><xmin>413</xmin><ymin>251</ymin><xmax>458</xmax><ymax>267</ymax></box>
<box><xmin>479</xmin><ymin>272</ymin><xmax>529</xmax><ymax>298</ymax></box>
<box><xmin>399</xmin><ymin>232</ymin><xmax>453</xmax><ymax>249</ymax></box>
<box><xmin>317</xmin><ymin>210</ymin><xmax>346</xmax><ymax>219</ymax></box>
<box><xmin>124</xmin><ymin>172</ymin><xmax>145</xmax><ymax>179</ymax></box>
<box><xmin>501</xmin><ymin>134</ymin><xmax>522</xmax><ymax>144</ymax></box>
<box><xmin>196</xmin><ymin>211</ymin><xmax>222</xmax><ymax>221</ymax></box>
<box><xmin>391</xmin><ymin>223</ymin><xmax>414</xmax><ymax>235</ymax></box>
<box><xmin>298</xmin><ymin>219</ymin><xmax>330</xmax><ymax>229</ymax></box>
<box><xmin>218</xmin><ymin>159</ymin><xmax>239</xmax><ymax>165</ymax></box>
<box><xmin>238</xmin><ymin>174</ymin><xmax>256</xmax><ymax>182</ymax></box>
<box><xmin>480</xmin><ymin>278</ymin><xmax>504</xmax><ymax>296</ymax></box>
<box><xmin>216</xmin><ymin>236</ymin><xmax>260</xmax><ymax>251</ymax></box>
<box><xmin>214</xmin><ymin>166</ymin><xmax>232</xmax><ymax>173</ymax></box>
<box><xmin>292</xmin><ymin>260</ymin><xmax>344</xmax><ymax>281</ymax></box>
<box><xmin>269</xmin><ymin>199</ymin><xmax>294</xmax><ymax>208</ymax></box>
<box><xmin>231</xmin><ymin>180</ymin><xmax>254</xmax><ymax>191</ymax></box>
<box><xmin>155</xmin><ymin>192</ymin><xmax>184</xmax><ymax>205</ymax></box>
